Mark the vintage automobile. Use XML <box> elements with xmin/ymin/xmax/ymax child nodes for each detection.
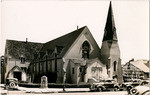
<box><xmin>140</xmin><ymin>79</ymin><xmax>149</xmax><ymax>85</ymax></box>
<box><xmin>89</xmin><ymin>78</ymin><xmax>120</xmax><ymax>91</ymax></box>
<box><xmin>122</xmin><ymin>79</ymin><xmax>141</xmax><ymax>92</ymax></box>
<box><xmin>129</xmin><ymin>84</ymin><xmax>150</xmax><ymax>95</ymax></box>
<box><xmin>5</xmin><ymin>78</ymin><xmax>19</xmax><ymax>90</ymax></box>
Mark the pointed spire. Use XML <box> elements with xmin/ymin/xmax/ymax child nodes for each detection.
<box><xmin>103</xmin><ymin>1</ymin><xmax>118</xmax><ymax>42</ymax></box>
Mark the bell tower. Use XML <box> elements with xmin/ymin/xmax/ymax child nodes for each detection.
<box><xmin>101</xmin><ymin>2</ymin><xmax>122</xmax><ymax>83</ymax></box>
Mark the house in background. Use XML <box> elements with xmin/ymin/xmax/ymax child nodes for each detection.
<box><xmin>122</xmin><ymin>59</ymin><xmax>149</xmax><ymax>81</ymax></box>
<box><xmin>28</xmin><ymin>2</ymin><xmax>123</xmax><ymax>84</ymax></box>
<box><xmin>2</xmin><ymin>39</ymin><xmax>42</xmax><ymax>83</ymax></box>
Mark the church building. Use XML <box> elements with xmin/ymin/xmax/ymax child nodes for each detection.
<box><xmin>28</xmin><ymin>2</ymin><xmax>123</xmax><ymax>84</ymax></box>
<box><xmin>2</xmin><ymin>2</ymin><xmax>123</xmax><ymax>84</ymax></box>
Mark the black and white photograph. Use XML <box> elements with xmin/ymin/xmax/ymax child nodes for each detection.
<box><xmin>0</xmin><ymin>0</ymin><xmax>149</xmax><ymax>95</ymax></box>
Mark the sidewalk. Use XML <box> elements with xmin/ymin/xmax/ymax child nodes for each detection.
<box><xmin>1</xmin><ymin>84</ymin><xmax>90</xmax><ymax>94</ymax></box>
<box><xmin>0</xmin><ymin>84</ymin><xmax>7</xmax><ymax>94</ymax></box>
<box><xmin>18</xmin><ymin>87</ymin><xmax>90</xmax><ymax>93</ymax></box>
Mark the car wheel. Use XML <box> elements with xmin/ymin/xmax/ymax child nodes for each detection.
<box><xmin>130</xmin><ymin>89</ymin><xmax>137</xmax><ymax>95</ymax></box>
<box><xmin>127</xmin><ymin>86</ymin><xmax>132</xmax><ymax>90</ymax></box>
<box><xmin>127</xmin><ymin>86</ymin><xmax>132</xmax><ymax>93</ymax></box>
<box><xmin>97</xmin><ymin>87</ymin><xmax>103</xmax><ymax>92</ymax></box>
<box><xmin>9</xmin><ymin>82</ymin><xmax>15</xmax><ymax>88</ymax></box>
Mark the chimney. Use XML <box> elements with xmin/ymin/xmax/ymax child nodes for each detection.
<box><xmin>26</xmin><ymin>38</ymin><xmax>28</xmax><ymax>43</ymax></box>
<box><xmin>77</xmin><ymin>26</ymin><xmax>79</xmax><ymax>30</ymax></box>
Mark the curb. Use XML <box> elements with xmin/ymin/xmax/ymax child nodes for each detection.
<box><xmin>25</xmin><ymin>90</ymin><xmax>59</xmax><ymax>94</ymax></box>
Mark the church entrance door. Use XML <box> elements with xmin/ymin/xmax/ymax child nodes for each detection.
<box><xmin>80</xmin><ymin>66</ymin><xmax>86</xmax><ymax>82</ymax></box>
<box><xmin>14</xmin><ymin>72</ymin><xmax>22</xmax><ymax>80</ymax></box>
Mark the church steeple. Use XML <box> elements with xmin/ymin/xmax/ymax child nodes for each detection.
<box><xmin>101</xmin><ymin>1</ymin><xmax>122</xmax><ymax>84</ymax></box>
<box><xmin>103</xmin><ymin>1</ymin><xmax>117</xmax><ymax>42</ymax></box>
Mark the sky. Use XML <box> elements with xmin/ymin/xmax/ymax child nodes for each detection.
<box><xmin>0</xmin><ymin>0</ymin><xmax>149</xmax><ymax>64</ymax></box>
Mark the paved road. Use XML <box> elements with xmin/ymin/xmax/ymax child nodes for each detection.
<box><xmin>4</xmin><ymin>91</ymin><xmax>128</xmax><ymax>95</ymax></box>
<box><xmin>1</xmin><ymin>84</ymin><xmax>128</xmax><ymax>95</ymax></box>
<box><xmin>1</xmin><ymin>88</ymin><xmax>128</xmax><ymax>95</ymax></box>
<box><xmin>54</xmin><ymin>91</ymin><xmax>127</xmax><ymax>95</ymax></box>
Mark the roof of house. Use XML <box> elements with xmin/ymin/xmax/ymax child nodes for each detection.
<box><xmin>5</xmin><ymin>40</ymin><xmax>43</xmax><ymax>61</ymax></box>
<box><xmin>39</xmin><ymin>26</ymin><xmax>87</xmax><ymax>59</ymax></box>
<box><xmin>130</xmin><ymin>60</ymin><xmax>149</xmax><ymax>73</ymax></box>
<box><xmin>144</xmin><ymin>62</ymin><xmax>149</xmax><ymax>68</ymax></box>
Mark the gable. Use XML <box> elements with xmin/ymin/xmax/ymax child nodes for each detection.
<box><xmin>14</xmin><ymin>68</ymin><xmax>20</xmax><ymax>72</ymax></box>
<box><xmin>123</xmin><ymin>63</ymin><xmax>142</xmax><ymax>72</ymax></box>
<box><xmin>64</xmin><ymin>27</ymin><xmax>101</xmax><ymax>59</ymax></box>
<box><xmin>130</xmin><ymin>61</ymin><xmax>149</xmax><ymax>73</ymax></box>
<box><xmin>10</xmin><ymin>66</ymin><xmax>23</xmax><ymax>72</ymax></box>
<box><xmin>6</xmin><ymin>65</ymin><xmax>25</xmax><ymax>78</ymax></box>
<box><xmin>38</xmin><ymin>26</ymin><xmax>86</xmax><ymax>59</ymax></box>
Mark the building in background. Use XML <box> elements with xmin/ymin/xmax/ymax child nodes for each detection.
<box><xmin>2</xmin><ymin>39</ymin><xmax>42</xmax><ymax>83</ymax></box>
<box><xmin>122</xmin><ymin>59</ymin><xmax>149</xmax><ymax>82</ymax></box>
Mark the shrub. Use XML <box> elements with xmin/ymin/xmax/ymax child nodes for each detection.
<box><xmin>18</xmin><ymin>83</ymin><xmax>90</xmax><ymax>88</ymax></box>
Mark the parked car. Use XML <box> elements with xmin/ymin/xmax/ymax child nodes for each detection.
<box><xmin>90</xmin><ymin>78</ymin><xmax>120</xmax><ymax>91</ymax></box>
<box><xmin>5</xmin><ymin>78</ymin><xmax>19</xmax><ymax>90</ymax></box>
<box><xmin>128</xmin><ymin>84</ymin><xmax>150</xmax><ymax>95</ymax></box>
<box><xmin>122</xmin><ymin>79</ymin><xmax>141</xmax><ymax>92</ymax></box>
<box><xmin>140</xmin><ymin>79</ymin><xmax>149</xmax><ymax>85</ymax></box>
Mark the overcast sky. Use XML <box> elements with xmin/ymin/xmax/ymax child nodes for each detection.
<box><xmin>0</xmin><ymin>0</ymin><xmax>149</xmax><ymax>64</ymax></box>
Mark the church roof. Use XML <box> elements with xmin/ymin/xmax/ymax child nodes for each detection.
<box><xmin>39</xmin><ymin>26</ymin><xmax>87</xmax><ymax>58</ymax></box>
<box><xmin>5</xmin><ymin>40</ymin><xmax>43</xmax><ymax>61</ymax></box>
<box><xmin>103</xmin><ymin>2</ymin><xmax>118</xmax><ymax>41</ymax></box>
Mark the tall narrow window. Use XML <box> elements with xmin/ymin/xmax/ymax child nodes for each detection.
<box><xmin>45</xmin><ymin>51</ymin><xmax>48</xmax><ymax>73</ymax></box>
<box><xmin>37</xmin><ymin>62</ymin><xmax>39</xmax><ymax>73</ymax></box>
<box><xmin>82</xmin><ymin>41</ymin><xmax>90</xmax><ymax>59</ymax></box>
<box><xmin>72</xmin><ymin>68</ymin><xmax>75</xmax><ymax>74</ymax></box>
<box><xmin>54</xmin><ymin>53</ymin><xmax>57</xmax><ymax>72</ymax></box>
<box><xmin>54</xmin><ymin>46</ymin><xmax>58</xmax><ymax>72</ymax></box>
<box><xmin>80</xmin><ymin>67</ymin><xmax>82</xmax><ymax>72</ymax></box>
<box><xmin>114</xmin><ymin>61</ymin><xmax>117</xmax><ymax>71</ymax></box>
<box><xmin>34</xmin><ymin>63</ymin><xmax>35</xmax><ymax>72</ymax></box>
<box><xmin>20</xmin><ymin>57</ymin><xmax>25</xmax><ymax>63</ymax></box>
<box><xmin>106</xmin><ymin>65</ymin><xmax>108</xmax><ymax>74</ymax></box>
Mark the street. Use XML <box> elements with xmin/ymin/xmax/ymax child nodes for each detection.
<box><xmin>50</xmin><ymin>91</ymin><xmax>127</xmax><ymax>95</ymax></box>
<box><xmin>3</xmin><ymin>90</ymin><xmax>128</xmax><ymax>95</ymax></box>
<box><xmin>1</xmin><ymin>85</ymin><xmax>128</xmax><ymax>95</ymax></box>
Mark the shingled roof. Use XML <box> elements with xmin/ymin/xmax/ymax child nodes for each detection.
<box><xmin>130</xmin><ymin>60</ymin><xmax>149</xmax><ymax>73</ymax></box>
<box><xmin>39</xmin><ymin>26</ymin><xmax>87</xmax><ymax>58</ymax></box>
<box><xmin>5</xmin><ymin>40</ymin><xmax>43</xmax><ymax>61</ymax></box>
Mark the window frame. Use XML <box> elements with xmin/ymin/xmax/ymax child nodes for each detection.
<box><xmin>82</xmin><ymin>41</ymin><xmax>90</xmax><ymax>59</ymax></box>
<box><xmin>20</xmin><ymin>57</ymin><xmax>25</xmax><ymax>64</ymax></box>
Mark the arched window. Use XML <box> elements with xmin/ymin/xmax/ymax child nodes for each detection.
<box><xmin>114</xmin><ymin>61</ymin><xmax>117</xmax><ymax>71</ymax></box>
<box><xmin>82</xmin><ymin>41</ymin><xmax>90</xmax><ymax>59</ymax></box>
